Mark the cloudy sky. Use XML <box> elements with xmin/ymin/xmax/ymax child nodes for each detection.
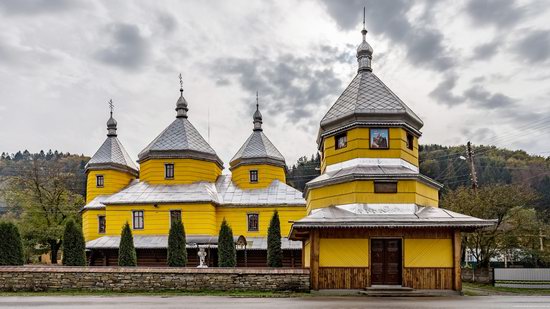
<box><xmin>1</xmin><ymin>0</ymin><xmax>549</xmax><ymax>168</ymax></box>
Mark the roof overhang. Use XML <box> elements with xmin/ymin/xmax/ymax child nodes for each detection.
<box><xmin>229</xmin><ymin>158</ymin><xmax>286</xmax><ymax>170</ymax></box>
<box><xmin>85</xmin><ymin>162</ymin><xmax>139</xmax><ymax>177</ymax></box>
<box><xmin>137</xmin><ymin>150</ymin><xmax>224</xmax><ymax>169</ymax></box>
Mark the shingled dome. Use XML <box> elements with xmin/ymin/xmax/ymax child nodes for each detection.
<box><xmin>137</xmin><ymin>88</ymin><xmax>223</xmax><ymax>167</ymax></box>
<box><xmin>318</xmin><ymin>25</ymin><xmax>423</xmax><ymax>140</ymax></box>
<box><xmin>230</xmin><ymin>102</ymin><xmax>285</xmax><ymax>169</ymax></box>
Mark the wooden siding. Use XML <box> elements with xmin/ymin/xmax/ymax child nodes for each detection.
<box><xmin>402</xmin><ymin>268</ymin><xmax>454</xmax><ymax>290</ymax></box>
<box><xmin>230</xmin><ymin>164</ymin><xmax>286</xmax><ymax>189</ymax></box>
<box><xmin>139</xmin><ymin>158</ymin><xmax>222</xmax><ymax>184</ymax></box>
<box><xmin>318</xmin><ymin>267</ymin><xmax>369</xmax><ymax>289</ymax></box>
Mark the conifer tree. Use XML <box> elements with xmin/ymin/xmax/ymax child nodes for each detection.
<box><xmin>118</xmin><ymin>222</ymin><xmax>137</xmax><ymax>266</ymax></box>
<box><xmin>167</xmin><ymin>220</ymin><xmax>187</xmax><ymax>267</ymax></box>
<box><xmin>62</xmin><ymin>219</ymin><xmax>86</xmax><ymax>266</ymax></box>
<box><xmin>267</xmin><ymin>211</ymin><xmax>283</xmax><ymax>267</ymax></box>
<box><xmin>217</xmin><ymin>219</ymin><xmax>236</xmax><ymax>267</ymax></box>
<box><xmin>0</xmin><ymin>221</ymin><xmax>24</xmax><ymax>265</ymax></box>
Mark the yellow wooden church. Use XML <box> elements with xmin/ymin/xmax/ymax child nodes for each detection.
<box><xmin>82</xmin><ymin>16</ymin><xmax>493</xmax><ymax>291</ymax></box>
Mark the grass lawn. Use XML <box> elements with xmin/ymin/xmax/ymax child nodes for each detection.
<box><xmin>463</xmin><ymin>282</ymin><xmax>550</xmax><ymax>296</ymax></box>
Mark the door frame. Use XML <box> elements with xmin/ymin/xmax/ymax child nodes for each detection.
<box><xmin>369</xmin><ymin>237</ymin><xmax>404</xmax><ymax>286</ymax></box>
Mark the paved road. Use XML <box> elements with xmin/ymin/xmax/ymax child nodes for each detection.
<box><xmin>0</xmin><ymin>296</ymin><xmax>549</xmax><ymax>309</ymax></box>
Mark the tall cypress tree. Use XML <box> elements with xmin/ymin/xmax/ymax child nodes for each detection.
<box><xmin>217</xmin><ymin>218</ymin><xmax>236</xmax><ymax>267</ymax></box>
<box><xmin>118</xmin><ymin>222</ymin><xmax>137</xmax><ymax>266</ymax></box>
<box><xmin>0</xmin><ymin>222</ymin><xmax>24</xmax><ymax>265</ymax></box>
<box><xmin>167</xmin><ymin>220</ymin><xmax>187</xmax><ymax>267</ymax></box>
<box><xmin>62</xmin><ymin>219</ymin><xmax>86</xmax><ymax>266</ymax></box>
<box><xmin>267</xmin><ymin>211</ymin><xmax>283</xmax><ymax>267</ymax></box>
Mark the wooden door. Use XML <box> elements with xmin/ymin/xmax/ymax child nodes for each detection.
<box><xmin>371</xmin><ymin>239</ymin><xmax>402</xmax><ymax>285</ymax></box>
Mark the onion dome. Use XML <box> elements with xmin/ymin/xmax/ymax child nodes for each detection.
<box><xmin>318</xmin><ymin>13</ymin><xmax>423</xmax><ymax>143</ymax></box>
<box><xmin>86</xmin><ymin>104</ymin><xmax>138</xmax><ymax>176</ymax></box>
<box><xmin>137</xmin><ymin>78</ymin><xmax>223</xmax><ymax>168</ymax></box>
<box><xmin>230</xmin><ymin>98</ymin><xmax>285</xmax><ymax>169</ymax></box>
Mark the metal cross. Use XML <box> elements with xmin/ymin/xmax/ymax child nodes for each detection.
<box><xmin>179</xmin><ymin>73</ymin><xmax>183</xmax><ymax>90</ymax></box>
<box><xmin>109</xmin><ymin>99</ymin><xmax>114</xmax><ymax>115</ymax></box>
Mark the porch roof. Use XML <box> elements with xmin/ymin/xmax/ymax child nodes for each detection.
<box><xmin>289</xmin><ymin>203</ymin><xmax>495</xmax><ymax>239</ymax></box>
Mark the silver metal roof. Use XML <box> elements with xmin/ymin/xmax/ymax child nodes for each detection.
<box><xmin>230</xmin><ymin>131</ymin><xmax>285</xmax><ymax>168</ymax></box>
<box><xmin>86</xmin><ymin>235</ymin><xmax>301</xmax><ymax>250</ymax></box>
<box><xmin>289</xmin><ymin>203</ymin><xmax>495</xmax><ymax>237</ymax></box>
<box><xmin>137</xmin><ymin>117</ymin><xmax>223</xmax><ymax>167</ymax></box>
<box><xmin>83</xmin><ymin>175</ymin><xmax>305</xmax><ymax>208</ymax></box>
<box><xmin>216</xmin><ymin>175</ymin><xmax>304</xmax><ymax>206</ymax></box>
<box><xmin>319</xmin><ymin>71</ymin><xmax>423</xmax><ymax>135</ymax></box>
<box><xmin>86</xmin><ymin>136</ymin><xmax>138</xmax><ymax>175</ymax></box>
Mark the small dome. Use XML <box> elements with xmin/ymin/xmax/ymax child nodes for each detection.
<box><xmin>253</xmin><ymin>108</ymin><xmax>262</xmax><ymax>122</ymax></box>
<box><xmin>175</xmin><ymin>91</ymin><xmax>189</xmax><ymax>118</ymax></box>
<box><xmin>357</xmin><ymin>40</ymin><xmax>373</xmax><ymax>56</ymax></box>
<box><xmin>107</xmin><ymin>116</ymin><xmax>117</xmax><ymax>128</ymax></box>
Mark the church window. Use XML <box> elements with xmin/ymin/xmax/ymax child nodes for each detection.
<box><xmin>170</xmin><ymin>210</ymin><xmax>182</xmax><ymax>225</ymax></box>
<box><xmin>133</xmin><ymin>210</ymin><xmax>144</xmax><ymax>230</ymax></box>
<box><xmin>96</xmin><ymin>175</ymin><xmax>104</xmax><ymax>188</ymax></box>
<box><xmin>335</xmin><ymin>132</ymin><xmax>347</xmax><ymax>150</ymax></box>
<box><xmin>406</xmin><ymin>133</ymin><xmax>414</xmax><ymax>150</ymax></box>
<box><xmin>98</xmin><ymin>215</ymin><xmax>106</xmax><ymax>234</ymax></box>
<box><xmin>374</xmin><ymin>181</ymin><xmax>398</xmax><ymax>193</ymax></box>
<box><xmin>165</xmin><ymin>163</ymin><xmax>175</xmax><ymax>179</ymax></box>
<box><xmin>247</xmin><ymin>213</ymin><xmax>259</xmax><ymax>232</ymax></box>
<box><xmin>249</xmin><ymin>170</ymin><xmax>258</xmax><ymax>183</ymax></box>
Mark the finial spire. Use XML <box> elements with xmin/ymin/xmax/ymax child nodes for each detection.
<box><xmin>176</xmin><ymin>73</ymin><xmax>189</xmax><ymax>118</ymax></box>
<box><xmin>107</xmin><ymin>99</ymin><xmax>117</xmax><ymax>137</ymax></box>
<box><xmin>357</xmin><ymin>6</ymin><xmax>373</xmax><ymax>72</ymax></box>
<box><xmin>253</xmin><ymin>91</ymin><xmax>263</xmax><ymax>131</ymax></box>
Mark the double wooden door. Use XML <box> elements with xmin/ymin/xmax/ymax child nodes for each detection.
<box><xmin>371</xmin><ymin>239</ymin><xmax>402</xmax><ymax>285</ymax></box>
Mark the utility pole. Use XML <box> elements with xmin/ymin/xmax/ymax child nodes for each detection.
<box><xmin>467</xmin><ymin>141</ymin><xmax>478</xmax><ymax>194</ymax></box>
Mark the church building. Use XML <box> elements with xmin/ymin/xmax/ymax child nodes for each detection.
<box><xmin>288</xmin><ymin>20</ymin><xmax>494</xmax><ymax>290</ymax></box>
<box><xmin>81</xmin><ymin>11</ymin><xmax>493</xmax><ymax>292</ymax></box>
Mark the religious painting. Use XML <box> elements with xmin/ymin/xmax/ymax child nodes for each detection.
<box><xmin>370</xmin><ymin>128</ymin><xmax>389</xmax><ymax>149</ymax></box>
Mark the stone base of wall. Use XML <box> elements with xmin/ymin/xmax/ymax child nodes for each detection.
<box><xmin>0</xmin><ymin>266</ymin><xmax>310</xmax><ymax>292</ymax></box>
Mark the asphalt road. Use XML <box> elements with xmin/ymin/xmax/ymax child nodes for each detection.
<box><xmin>0</xmin><ymin>296</ymin><xmax>549</xmax><ymax>309</ymax></box>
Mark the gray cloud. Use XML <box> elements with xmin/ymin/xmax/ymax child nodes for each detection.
<box><xmin>157</xmin><ymin>12</ymin><xmax>178</xmax><ymax>34</ymax></box>
<box><xmin>472</xmin><ymin>41</ymin><xmax>499</xmax><ymax>60</ymax></box>
<box><xmin>0</xmin><ymin>0</ymin><xmax>77</xmax><ymax>15</ymax></box>
<box><xmin>514</xmin><ymin>30</ymin><xmax>550</xmax><ymax>63</ymax></box>
<box><xmin>429</xmin><ymin>74</ymin><xmax>465</xmax><ymax>106</ymax></box>
<box><xmin>94</xmin><ymin>23</ymin><xmax>150</xmax><ymax>70</ymax></box>
<box><xmin>320</xmin><ymin>0</ymin><xmax>454</xmax><ymax>71</ymax></box>
<box><xmin>211</xmin><ymin>47</ymin><xmax>345</xmax><ymax>124</ymax></box>
<box><xmin>465</xmin><ymin>0</ymin><xmax>525</xmax><ymax>28</ymax></box>
<box><xmin>464</xmin><ymin>85</ymin><xmax>516</xmax><ymax>109</ymax></box>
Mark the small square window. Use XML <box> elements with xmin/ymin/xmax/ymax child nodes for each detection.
<box><xmin>96</xmin><ymin>175</ymin><xmax>104</xmax><ymax>188</ymax></box>
<box><xmin>249</xmin><ymin>170</ymin><xmax>258</xmax><ymax>183</ymax></box>
<box><xmin>406</xmin><ymin>133</ymin><xmax>414</xmax><ymax>150</ymax></box>
<box><xmin>98</xmin><ymin>215</ymin><xmax>106</xmax><ymax>234</ymax></box>
<box><xmin>170</xmin><ymin>210</ymin><xmax>182</xmax><ymax>225</ymax></box>
<box><xmin>335</xmin><ymin>132</ymin><xmax>347</xmax><ymax>150</ymax></box>
<box><xmin>247</xmin><ymin>213</ymin><xmax>259</xmax><ymax>232</ymax></box>
<box><xmin>165</xmin><ymin>163</ymin><xmax>174</xmax><ymax>179</ymax></box>
<box><xmin>132</xmin><ymin>210</ymin><xmax>144</xmax><ymax>230</ymax></box>
<box><xmin>374</xmin><ymin>182</ymin><xmax>398</xmax><ymax>193</ymax></box>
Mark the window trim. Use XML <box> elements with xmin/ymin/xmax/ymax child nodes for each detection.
<box><xmin>374</xmin><ymin>181</ymin><xmax>398</xmax><ymax>194</ymax></box>
<box><xmin>369</xmin><ymin>128</ymin><xmax>390</xmax><ymax>150</ymax></box>
<box><xmin>169</xmin><ymin>209</ymin><xmax>182</xmax><ymax>226</ymax></box>
<box><xmin>96</xmin><ymin>174</ymin><xmax>104</xmax><ymax>188</ymax></box>
<box><xmin>249</xmin><ymin>170</ymin><xmax>259</xmax><ymax>183</ymax></box>
<box><xmin>132</xmin><ymin>210</ymin><xmax>144</xmax><ymax>230</ymax></box>
<box><xmin>164</xmin><ymin>163</ymin><xmax>175</xmax><ymax>180</ymax></box>
<box><xmin>98</xmin><ymin>215</ymin><xmax>106</xmax><ymax>234</ymax></box>
<box><xmin>247</xmin><ymin>213</ymin><xmax>259</xmax><ymax>232</ymax></box>
<box><xmin>335</xmin><ymin>132</ymin><xmax>348</xmax><ymax>150</ymax></box>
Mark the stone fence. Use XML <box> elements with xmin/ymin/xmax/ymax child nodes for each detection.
<box><xmin>0</xmin><ymin>266</ymin><xmax>310</xmax><ymax>292</ymax></box>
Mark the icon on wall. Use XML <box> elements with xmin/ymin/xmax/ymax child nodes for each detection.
<box><xmin>370</xmin><ymin>128</ymin><xmax>389</xmax><ymax>149</ymax></box>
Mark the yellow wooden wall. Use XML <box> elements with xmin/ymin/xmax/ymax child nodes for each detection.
<box><xmin>321</xmin><ymin>127</ymin><xmax>418</xmax><ymax>172</ymax></box>
<box><xmin>139</xmin><ymin>158</ymin><xmax>222</xmax><ymax>184</ymax></box>
<box><xmin>82</xmin><ymin>209</ymin><xmax>106</xmax><ymax>241</ymax></box>
<box><xmin>86</xmin><ymin>170</ymin><xmax>135</xmax><ymax>203</ymax></box>
<box><xmin>104</xmin><ymin>204</ymin><xmax>218</xmax><ymax>236</ymax></box>
<box><xmin>319</xmin><ymin>238</ymin><xmax>369</xmax><ymax>267</ymax></box>
<box><xmin>304</xmin><ymin>240</ymin><xmax>311</xmax><ymax>267</ymax></box>
<box><xmin>306</xmin><ymin>180</ymin><xmax>439</xmax><ymax>213</ymax></box>
<box><xmin>404</xmin><ymin>238</ymin><xmax>453</xmax><ymax>267</ymax></box>
<box><xmin>216</xmin><ymin>206</ymin><xmax>305</xmax><ymax>237</ymax></box>
<box><xmin>230</xmin><ymin>164</ymin><xmax>286</xmax><ymax>189</ymax></box>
